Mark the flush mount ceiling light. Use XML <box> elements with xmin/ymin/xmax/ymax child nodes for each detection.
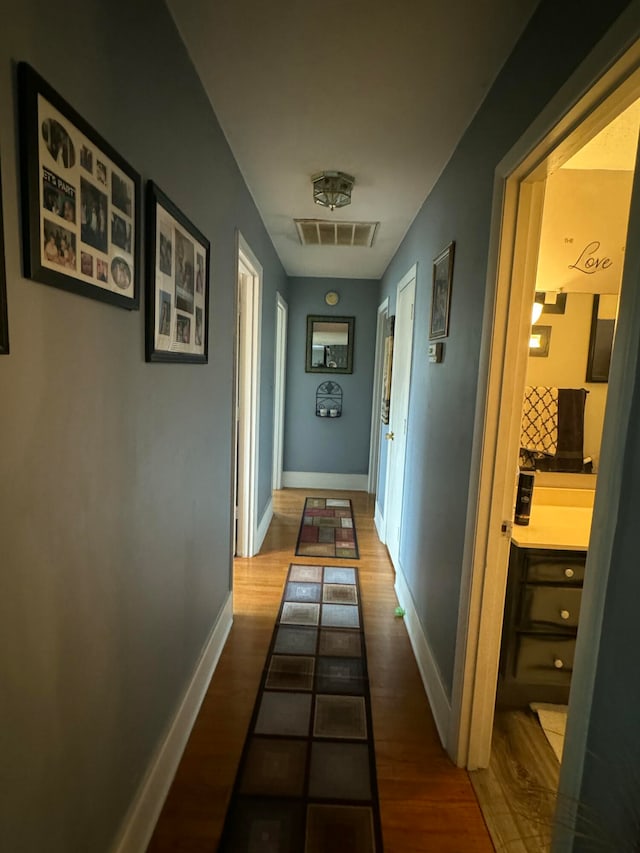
<box><xmin>312</xmin><ymin>171</ymin><xmax>355</xmax><ymax>211</ymax></box>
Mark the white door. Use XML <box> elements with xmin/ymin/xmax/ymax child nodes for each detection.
<box><xmin>273</xmin><ymin>294</ymin><xmax>287</xmax><ymax>491</ymax></box>
<box><xmin>384</xmin><ymin>265</ymin><xmax>416</xmax><ymax>571</ymax></box>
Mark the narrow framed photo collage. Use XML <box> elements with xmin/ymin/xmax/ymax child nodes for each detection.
<box><xmin>12</xmin><ymin>62</ymin><xmax>210</xmax><ymax>361</ymax></box>
<box><xmin>145</xmin><ymin>182</ymin><xmax>210</xmax><ymax>363</ymax></box>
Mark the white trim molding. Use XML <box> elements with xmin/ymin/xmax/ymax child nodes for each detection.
<box><xmin>255</xmin><ymin>496</ymin><xmax>274</xmax><ymax>554</ymax></box>
<box><xmin>394</xmin><ymin>564</ymin><xmax>451</xmax><ymax>747</ymax></box>
<box><xmin>374</xmin><ymin>501</ymin><xmax>385</xmax><ymax>543</ymax></box>
<box><xmin>367</xmin><ymin>297</ymin><xmax>389</xmax><ymax>494</ymax></box>
<box><xmin>111</xmin><ymin>594</ymin><xmax>233</xmax><ymax>853</ymax></box>
<box><xmin>273</xmin><ymin>293</ymin><xmax>288</xmax><ymax>491</ymax></box>
<box><xmin>236</xmin><ymin>232</ymin><xmax>263</xmax><ymax>557</ymax></box>
<box><xmin>282</xmin><ymin>471</ymin><xmax>368</xmax><ymax>491</ymax></box>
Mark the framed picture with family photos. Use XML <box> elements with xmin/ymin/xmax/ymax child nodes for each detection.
<box><xmin>0</xmin><ymin>157</ymin><xmax>9</xmax><ymax>354</ymax></box>
<box><xmin>429</xmin><ymin>241</ymin><xmax>455</xmax><ymax>340</ymax></box>
<box><xmin>18</xmin><ymin>62</ymin><xmax>140</xmax><ymax>310</ymax></box>
<box><xmin>145</xmin><ymin>182</ymin><xmax>210</xmax><ymax>363</ymax></box>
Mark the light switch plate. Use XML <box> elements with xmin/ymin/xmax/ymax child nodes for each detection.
<box><xmin>428</xmin><ymin>342</ymin><xmax>443</xmax><ymax>363</ymax></box>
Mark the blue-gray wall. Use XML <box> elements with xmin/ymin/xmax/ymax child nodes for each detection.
<box><xmin>284</xmin><ymin>277</ymin><xmax>378</xmax><ymax>476</ymax></box>
<box><xmin>0</xmin><ymin>2</ymin><xmax>286</xmax><ymax>850</ymax></box>
<box><xmin>377</xmin><ymin>0</ymin><xmax>634</xmax><ymax>701</ymax></box>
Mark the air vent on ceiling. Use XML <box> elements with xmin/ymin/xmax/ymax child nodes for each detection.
<box><xmin>295</xmin><ymin>219</ymin><xmax>378</xmax><ymax>248</ymax></box>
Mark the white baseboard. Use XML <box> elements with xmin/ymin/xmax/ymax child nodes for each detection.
<box><xmin>394</xmin><ymin>565</ymin><xmax>451</xmax><ymax>748</ymax></box>
<box><xmin>374</xmin><ymin>502</ymin><xmax>385</xmax><ymax>542</ymax></box>
<box><xmin>282</xmin><ymin>471</ymin><xmax>368</xmax><ymax>491</ymax></box>
<box><xmin>255</xmin><ymin>496</ymin><xmax>273</xmax><ymax>554</ymax></box>
<box><xmin>112</xmin><ymin>593</ymin><xmax>234</xmax><ymax>853</ymax></box>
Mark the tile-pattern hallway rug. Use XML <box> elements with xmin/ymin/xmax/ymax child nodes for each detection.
<box><xmin>295</xmin><ymin>497</ymin><xmax>359</xmax><ymax>559</ymax></box>
<box><xmin>217</xmin><ymin>563</ymin><xmax>383</xmax><ymax>852</ymax></box>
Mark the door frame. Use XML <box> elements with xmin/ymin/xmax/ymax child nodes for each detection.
<box><xmin>384</xmin><ymin>265</ymin><xmax>416</xmax><ymax>569</ymax></box>
<box><xmin>367</xmin><ymin>297</ymin><xmax>389</xmax><ymax>495</ymax></box>
<box><xmin>235</xmin><ymin>232</ymin><xmax>263</xmax><ymax>558</ymax></box>
<box><xmin>273</xmin><ymin>293</ymin><xmax>288</xmax><ymax>491</ymax></box>
<box><xmin>451</xmin><ymin>24</ymin><xmax>640</xmax><ymax>771</ymax></box>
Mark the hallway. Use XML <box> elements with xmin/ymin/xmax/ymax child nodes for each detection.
<box><xmin>148</xmin><ymin>489</ymin><xmax>493</xmax><ymax>851</ymax></box>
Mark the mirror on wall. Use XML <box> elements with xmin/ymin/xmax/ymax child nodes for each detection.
<box><xmin>520</xmin><ymin>290</ymin><xmax>619</xmax><ymax>475</ymax></box>
<box><xmin>305</xmin><ymin>315</ymin><xmax>355</xmax><ymax>374</ymax></box>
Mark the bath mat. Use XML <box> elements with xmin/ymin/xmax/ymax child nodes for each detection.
<box><xmin>216</xmin><ymin>563</ymin><xmax>382</xmax><ymax>852</ymax></box>
<box><xmin>295</xmin><ymin>497</ymin><xmax>359</xmax><ymax>559</ymax></box>
<box><xmin>530</xmin><ymin>702</ymin><xmax>568</xmax><ymax>763</ymax></box>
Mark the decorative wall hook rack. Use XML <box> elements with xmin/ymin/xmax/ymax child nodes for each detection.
<box><xmin>316</xmin><ymin>381</ymin><xmax>342</xmax><ymax>418</ymax></box>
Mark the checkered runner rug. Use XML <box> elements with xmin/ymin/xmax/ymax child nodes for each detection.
<box><xmin>295</xmin><ymin>497</ymin><xmax>359</xmax><ymax>560</ymax></box>
<box><xmin>216</xmin><ymin>563</ymin><xmax>382</xmax><ymax>852</ymax></box>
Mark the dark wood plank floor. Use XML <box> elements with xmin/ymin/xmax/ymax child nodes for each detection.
<box><xmin>147</xmin><ymin>488</ymin><xmax>494</xmax><ymax>852</ymax></box>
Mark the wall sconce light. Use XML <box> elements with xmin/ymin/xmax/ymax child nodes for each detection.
<box><xmin>531</xmin><ymin>293</ymin><xmax>545</xmax><ymax>324</ymax></box>
<box><xmin>532</xmin><ymin>290</ymin><xmax>567</xmax><ymax>323</ymax></box>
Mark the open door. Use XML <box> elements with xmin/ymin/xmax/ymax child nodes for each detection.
<box><xmin>384</xmin><ymin>265</ymin><xmax>416</xmax><ymax>571</ymax></box>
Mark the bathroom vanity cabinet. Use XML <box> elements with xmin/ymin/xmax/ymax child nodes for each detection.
<box><xmin>497</xmin><ymin>542</ymin><xmax>587</xmax><ymax>708</ymax></box>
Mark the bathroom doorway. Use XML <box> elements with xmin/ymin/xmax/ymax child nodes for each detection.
<box><xmin>455</xmin><ymin>40</ymin><xmax>640</xmax><ymax>852</ymax></box>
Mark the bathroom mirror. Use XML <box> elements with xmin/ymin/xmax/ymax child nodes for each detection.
<box><xmin>305</xmin><ymin>315</ymin><xmax>354</xmax><ymax>374</ymax></box>
<box><xmin>521</xmin><ymin>291</ymin><xmax>619</xmax><ymax>475</ymax></box>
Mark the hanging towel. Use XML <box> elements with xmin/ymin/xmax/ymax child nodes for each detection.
<box><xmin>520</xmin><ymin>386</ymin><xmax>558</xmax><ymax>455</ymax></box>
<box><xmin>554</xmin><ymin>388</ymin><xmax>588</xmax><ymax>472</ymax></box>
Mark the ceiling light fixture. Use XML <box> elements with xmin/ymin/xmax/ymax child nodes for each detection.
<box><xmin>312</xmin><ymin>171</ymin><xmax>355</xmax><ymax>211</ymax></box>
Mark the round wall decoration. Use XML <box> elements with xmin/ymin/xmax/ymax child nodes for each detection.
<box><xmin>325</xmin><ymin>290</ymin><xmax>340</xmax><ymax>306</ymax></box>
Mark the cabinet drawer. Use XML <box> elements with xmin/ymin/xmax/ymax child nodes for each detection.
<box><xmin>514</xmin><ymin>635</ymin><xmax>575</xmax><ymax>684</ymax></box>
<box><xmin>524</xmin><ymin>553</ymin><xmax>586</xmax><ymax>583</ymax></box>
<box><xmin>521</xmin><ymin>585</ymin><xmax>582</xmax><ymax>629</ymax></box>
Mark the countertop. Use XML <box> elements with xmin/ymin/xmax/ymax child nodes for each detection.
<box><xmin>511</xmin><ymin>504</ymin><xmax>592</xmax><ymax>551</ymax></box>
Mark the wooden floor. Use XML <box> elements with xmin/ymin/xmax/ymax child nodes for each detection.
<box><xmin>147</xmin><ymin>488</ymin><xmax>494</xmax><ymax>852</ymax></box>
<box><xmin>470</xmin><ymin>710</ymin><xmax>560</xmax><ymax>852</ymax></box>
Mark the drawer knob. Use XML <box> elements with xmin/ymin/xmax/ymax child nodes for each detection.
<box><xmin>564</xmin><ymin>568</ymin><xmax>575</xmax><ymax>579</ymax></box>
<box><xmin>560</xmin><ymin>609</ymin><xmax>571</xmax><ymax>621</ymax></box>
<box><xmin>554</xmin><ymin>658</ymin><xmax>565</xmax><ymax>669</ymax></box>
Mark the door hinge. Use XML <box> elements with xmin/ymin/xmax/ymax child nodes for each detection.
<box><xmin>500</xmin><ymin>520</ymin><xmax>513</xmax><ymax>537</ymax></box>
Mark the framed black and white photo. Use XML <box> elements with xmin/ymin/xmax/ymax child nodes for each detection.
<box><xmin>0</xmin><ymin>157</ymin><xmax>9</xmax><ymax>354</ymax></box>
<box><xmin>429</xmin><ymin>241</ymin><xmax>455</xmax><ymax>340</ymax></box>
<box><xmin>18</xmin><ymin>62</ymin><xmax>140</xmax><ymax>309</ymax></box>
<box><xmin>145</xmin><ymin>182</ymin><xmax>210</xmax><ymax>363</ymax></box>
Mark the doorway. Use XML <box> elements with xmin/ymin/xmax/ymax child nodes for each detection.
<box><xmin>234</xmin><ymin>233</ymin><xmax>262</xmax><ymax>558</ymax></box>
<box><xmin>383</xmin><ymin>264</ymin><xmax>416</xmax><ymax>571</ymax></box>
<box><xmin>451</xmin><ymin>36</ymin><xmax>640</xmax><ymax>848</ymax></box>
<box><xmin>474</xmin><ymin>91</ymin><xmax>639</xmax><ymax>849</ymax></box>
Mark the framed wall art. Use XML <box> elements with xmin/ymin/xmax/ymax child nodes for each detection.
<box><xmin>18</xmin><ymin>62</ymin><xmax>140</xmax><ymax>309</ymax></box>
<box><xmin>381</xmin><ymin>315</ymin><xmax>394</xmax><ymax>424</ymax></box>
<box><xmin>145</xmin><ymin>182</ymin><xmax>210</xmax><ymax>363</ymax></box>
<box><xmin>529</xmin><ymin>324</ymin><xmax>551</xmax><ymax>357</ymax></box>
<box><xmin>0</xmin><ymin>157</ymin><xmax>9</xmax><ymax>354</ymax></box>
<box><xmin>429</xmin><ymin>241</ymin><xmax>455</xmax><ymax>340</ymax></box>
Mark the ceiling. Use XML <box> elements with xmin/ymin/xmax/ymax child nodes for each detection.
<box><xmin>168</xmin><ymin>0</ymin><xmax>539</xmax><ymax>279</ymax></box>
<box><xmin>562</xmin><ymin>97</ymin><xmax>640</xmax><ymax>171</ymax></box>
